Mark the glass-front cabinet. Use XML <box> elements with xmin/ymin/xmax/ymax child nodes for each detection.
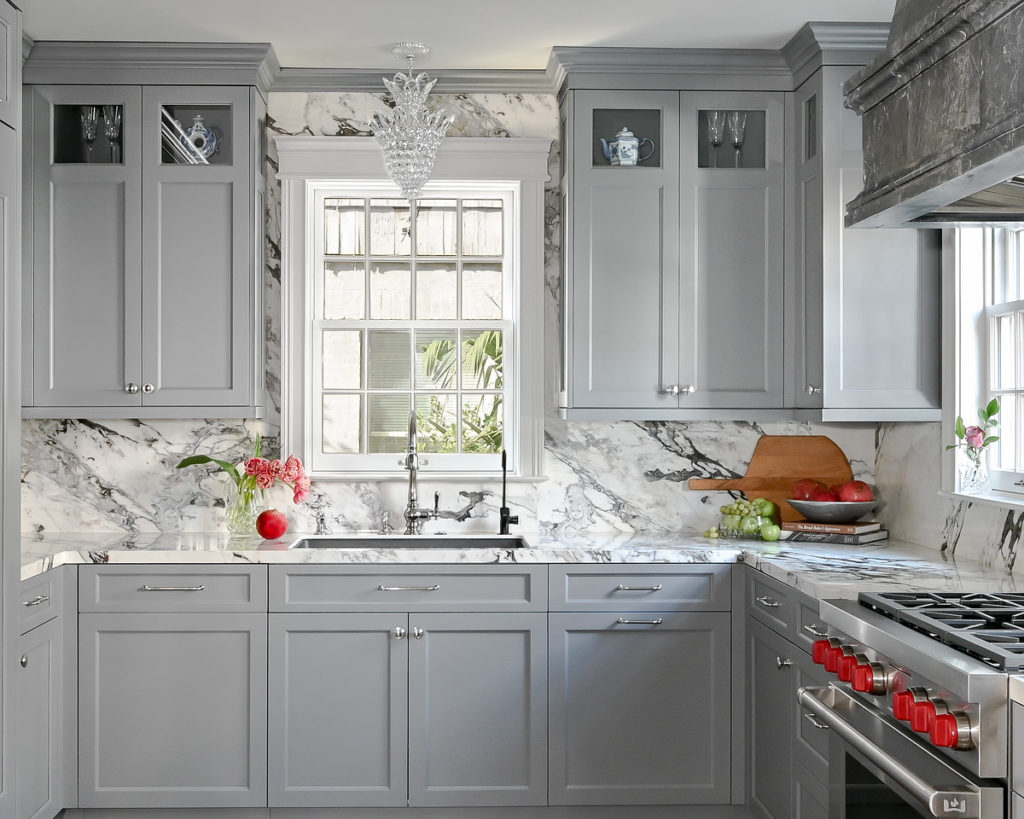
<box><xmin>560</xmin><ymin>88</ymin><xmax>783</xmax><ymax>415</ymax></box>
<box><xmin>24</xmin><ymin>82</ymin><xmax>265</xmax><ymax>417</ymax></box>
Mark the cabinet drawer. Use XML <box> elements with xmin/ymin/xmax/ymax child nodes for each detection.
<box><xmin>549</xmin><ymin>565</ymin><xmax>730</xmax><ymax>611</ymax></box>
<box><xmin>270</xmin><ymin>566</ymin><xmax>547</xmax><ymax>612</ymax></box>
<box><xmin>79</xmin><ymin>566</ymin><xmax>267</xmax><ymax>612</ymax></box>
<box><xmin>20</xmin><ymin>570</ymin><xmax>61</xmax><ymax>635</ymax></box>
<box><xmin>747</xmin><ymin>568</ymin><xmax>793</xmax><ymax>635</ymax></box>
<box><xmin>795</xmin><ymin>597</ymin><xmax>829</xmax><ymax>656</ymax></box>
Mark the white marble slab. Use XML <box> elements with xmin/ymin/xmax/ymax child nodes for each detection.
<box><xmin>22</xmin><ymin>531</ymin><xmax>1021</xmax><ymax>601</ymax></box>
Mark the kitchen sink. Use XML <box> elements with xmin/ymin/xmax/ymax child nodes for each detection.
<box><xmin>291</xmin><ymin>534</ymin><xmax>529</xmax><ymax>550</ymax></box>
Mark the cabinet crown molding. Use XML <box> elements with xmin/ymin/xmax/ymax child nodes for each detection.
<box><xmin>273</xmin><ymin>67</ymin><xmax>551</xmax><ymax>94</ymax></box>
<box><xmin>23</xmin><ymin>41</ymin><xmax>280</xmax><ymax>99</ymax></box>
<box><xmin>782</xmin><ymin>22</ymin><xmax>891</xmax><ymax>87</ymax></box>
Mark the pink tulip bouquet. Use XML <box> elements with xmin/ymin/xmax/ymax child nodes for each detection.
<box><xmin>946</xmin><ymin>398</ymin><xmax>1000</xmax><ymax>466</ymax></box>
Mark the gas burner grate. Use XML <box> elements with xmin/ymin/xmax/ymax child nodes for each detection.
<box><xmin>859</xmin><ymin>591</ymin><xmax>1024</xmax><ymax>671</ymax></box>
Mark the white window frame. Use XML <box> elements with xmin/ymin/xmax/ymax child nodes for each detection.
<box><xmin>277</xmin><ymin>136</ymin><xmax>550</xmax><ymax>480</ymax></box>
<box><xmin>948</xmin><ymin>227</ymin><xmax>1024</xmax><ymax>500</ymax></box>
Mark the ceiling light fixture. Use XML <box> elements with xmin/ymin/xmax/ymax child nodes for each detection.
<box><xmin>371</xmin><ymin>42</ymin><xmax>454</xmax><ymax>201</ymax></box>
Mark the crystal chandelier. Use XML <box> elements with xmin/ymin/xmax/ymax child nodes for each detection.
<box><xmin>371</xmin><ymin>43</ymin><xmax>454</xmax><ymax>201</ymax></box>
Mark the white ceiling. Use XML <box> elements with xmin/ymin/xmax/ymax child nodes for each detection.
<box><xmin>22</xmin><ymin>0</ymin><xmax>898</xmax><ymax>71</ymax></box>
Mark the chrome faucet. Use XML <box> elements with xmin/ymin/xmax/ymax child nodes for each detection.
<box><xmin>402</xmin><ymin>411</ymin><xmax>489</xmax><ymax>535</ymax></box>
<box><xmin>403</xmin><ymin>411</ymin><xmax>434</xmax><ymax>535</ymax></box>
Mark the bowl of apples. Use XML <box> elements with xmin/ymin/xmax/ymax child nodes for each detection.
<box><xmin>787</xmin><ymin>478</ymin><xmax>879</xmax><ymax>524</ymax></box>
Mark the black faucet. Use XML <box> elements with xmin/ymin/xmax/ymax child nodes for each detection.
<box><xmin>499</xmin><ymin>449</ymin><xmax>519</xmax><ymax>535</ymax></box>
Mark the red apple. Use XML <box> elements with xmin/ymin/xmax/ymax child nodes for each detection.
<box><xmin>809</xmin><ymin>487</ymin><xmax>839</xmax><ymax>502</ymax></box>
<box><xmin>791</xmin><ymin>478</ymin><xmax>827</xmax><ymax>501</ymax></box>
<box><xmin>837</xmin><ymin>480</ymin><xmax>874</xmax><ymax>502</ymax></box>
<box><xmin>256</xmin><ymin>509</ymin><xmax>289</xmax><ymax>540</ymax></box>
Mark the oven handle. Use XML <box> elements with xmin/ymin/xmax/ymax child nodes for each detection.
<box><xmin>798</xmin><ymin>686</ymin><xmax>982</xmax><ymax>819</ymax></box>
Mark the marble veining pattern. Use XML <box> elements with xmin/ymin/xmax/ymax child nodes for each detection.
<box><xmin>18</xmin><ymin>91</ymin><xmax>1024</xmax><ymax>579</ymax></box>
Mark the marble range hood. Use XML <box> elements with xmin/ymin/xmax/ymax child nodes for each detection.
<box><xmin>844</xmin><ymin>0</ymin><xmax>1024</xmax><ymax>228</ymax></box>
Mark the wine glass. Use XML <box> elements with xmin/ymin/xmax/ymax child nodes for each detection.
<box><xmin>727</xmin><ymin>111</ymin><xmax>747</xmax><ymax>168</ymax></box>
<box><xmin>102</xmin><ymin>105</ymin><xmax>122</xmax><ymax>163</ymax></box>
<box><xmin>707</xmin><ymin>110</ymin><xmax>726</xmax><ymax>168</ymax></box>
<box><xmin>80</xmin><ymin>106</ymin><xmax>98</xmax><ymax>162</ymax></box>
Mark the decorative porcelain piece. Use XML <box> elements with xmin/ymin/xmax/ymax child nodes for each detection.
<box><xmin>180</xmin><ymin>113</ymin><xmax>221</xmax><ymax>159</ymax></box>
<box><xmin>600</xmin><ymin>126</ymin><xmax>655</xmax><ymax>167</ymax></box>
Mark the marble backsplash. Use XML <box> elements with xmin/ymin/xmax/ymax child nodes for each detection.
<box><xmin>19</xmin><ymin>91</ymin><xmax>1024</xmax><ymax>572</ymax></box>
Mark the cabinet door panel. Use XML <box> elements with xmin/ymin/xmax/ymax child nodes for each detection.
<box><xmin>681</xmin><ymin>91</ymin><xmax>785</xmax><ymax>409</ymax></box>
<box><xmin>0</xmin><ymin>0</ymin><xmax>18</xmax><ymax>129</ymax></box>
<box><xmin>409</xmin><ymin>613</ymin><xmax>546</xmax><ymax>807</ymax></box>
<box><xmin>16</xmin><ymin>619</ymin><xmax>60</xmax><ymax>819</ymax></box>
<box><xmin>78</xmin><ymin>612</ymin><xmax>267</xmax><ymax>808</ymax></box>
<box><xmin>748</xmin><ymin>618</ymin><xmax>795</xmax><ymax>819</ymax></box>
<box><xmin>268</xmin><ymin>613</ymin><xmax>407</xmax><ymax>808</ymax></box>
<box><xmin>141</xmin><ymin>86</ymin><xmax>251</xmax><ymax>407</ymax></box>
<box><xmin>549</xmin><ymin>611</ymin><xmax>731</xmax><ymax>805</ymax></box>
<box><xmin>31</xmin><ymin>86</ymin><xmax>143</xmax><ymax>407</ymax></box>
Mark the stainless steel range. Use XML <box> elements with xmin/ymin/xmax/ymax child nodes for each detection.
<box><xmin>799</xmin><ymin>591</ymin><xmax>1014</xmax><ymax>819</ymax></box>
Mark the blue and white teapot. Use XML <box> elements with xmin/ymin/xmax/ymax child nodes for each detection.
<box><xmin>600</xmin><ymin>126</ymin><xmax>655</xmax><ymax>167</ymax></box>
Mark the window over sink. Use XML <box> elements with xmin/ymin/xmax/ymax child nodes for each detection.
<box><xmin>276</xmin><ymin>137</ymin><xmax>549</xmax><ymax>479</ymax></box>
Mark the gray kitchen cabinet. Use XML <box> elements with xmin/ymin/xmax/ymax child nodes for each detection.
<box><xmin>78</xmin><ymin>612</ymin><xmax>267</xmax><ymax>808</ymax></box>
<box><xmin>559</xmin><ymin>87</ymin><xmax>785</xmax><ymax>417</ymax></box>
<box><xmin>746</xmin><ymin>567</ymin><xmax>829</xmax><ymax>819</ymax></box>
<box><xmin>787</xmin><ymin>59</ymin><xmax>941</xmax><ymax>420</ymax></box>
<box><xmin>23</xmin><ymin>81</ymin><xmax>265</xmax><ymax>418</ymax></box>
<box><xmin>548</xmin><ymin>610</ymin><xmax>732</xmax><ymax>805</ymax></box>
<box><xmin>268</xmin><ymin>566</ymin><xmax>547</xmax><ymax>809</ymax></box>
<box><xmin>16</xmin><ymin>618</ymin><xmax>60</xmax><ymax>819</ymax></box>
<box><xmin>0</xmin><ymin>0</ymin><xmax>19</xmax><ymax>129</ymax></box>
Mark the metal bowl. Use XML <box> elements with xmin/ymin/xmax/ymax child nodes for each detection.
<box><xmin>786</xmin><ymin>499</ymin><xmax>878</xmax><ymax>524</ymax></box>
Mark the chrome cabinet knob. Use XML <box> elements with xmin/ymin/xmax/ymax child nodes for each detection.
<box><xmin>680</xmin><ymin>384</ymin><xmax>696</xmax><ymax>395</ymax></box>
<box><xmin>658</xmin><ymin>384</ymin><xmax>681</xmax><ymax>396</ymax></box>
<box><xmin>19</xmin><ymin>655</ymin><xmax>27</xmax><ymax>669</ymax></box>
<box><xmin>776</xmin><ymin>656</ymin><xmax>792</xmax><ymax>670</ymax></box>
<box><xmin>392</xmin><ymin>626</ymin><xmax>407</xmax><ymax>640</ymax></box>
<box><xmin>412</xmin><ymin>627</ymin><xmax>425</xmax><ymax>640</ymax></box>
<box><xmin>807</xmin><ymin>385</ymin><xmax>822</xmax><ymax>395</ymax></box>
<box><xmin>124</xmin><ymin>383</ymin><xmax>139</xmax><ymax>394</ymax></box>
<box><xmin>142</xmin><ymin>383</ymin><xmax>155</xmax><ymax>394</ymax></box>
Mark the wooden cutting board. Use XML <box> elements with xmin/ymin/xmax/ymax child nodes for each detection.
<box><xmin>687</xmin><ymin>435</ymin><xmax>853</xmax><ymax>522</ymax></box>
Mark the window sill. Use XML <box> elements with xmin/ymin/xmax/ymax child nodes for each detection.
<box><xmin>939</xmin><ymin>488</ymin><xmax>1024</xmax><ymax>512</ymax></box>
<box><xmin>306</xmin><ymin>472</ymin><xmax>547</xmax><ymax>484</ymax></box>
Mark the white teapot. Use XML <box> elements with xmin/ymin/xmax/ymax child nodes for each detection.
<box><xmin>600</xmin><ymin>126</ymin><xmax>655</xmax><ymax>167</ymax></box>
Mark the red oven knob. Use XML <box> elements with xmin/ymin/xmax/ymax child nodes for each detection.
<box><xmin>825</xmin><ymin>645</ymin><xmax>853</xmax><ymax>673</ymax></box>
<box><xmin>911</xmin><ymin>699</ymin><xmax>949</xmax><ymax>733</ymax></box>
<box><xmin>837</xmin><ymin>653</ymin><xmax>859</xmax><ymax>682</ymax></box>
<box><xmin>930</xmin><ymin>712</ymin><xmax>974</xmax><ymax>751</ymax></box>
<box><xmin>852</xmin><ymin>662</ymin><xmax>887</xmax><ymax>694</ymax></box>
<box><xmin>892</xmin><ymin>687</ymin><xmax>929</xmax><ymax>720</ymax></box>
<box><xmin>813</xmin><ymin>638</ymin><xmax>840</xmax><ymax>665</ymax></box>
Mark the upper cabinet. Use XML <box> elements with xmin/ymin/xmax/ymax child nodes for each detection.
<box><xmin>787</xmin><ymin>60</ymin><xmax>941</xmax><ymax>421</ymax></box>
<box><xmin>560</xmin><ymin>87</ymin><xmax>784</xmax><ymax>418</ymax></box>
<box><xmin>21</xmin><ymin>44</ymin><xmax>275</xmax><ymax>419</ymax></box>
<box><xmin>553</xmin><ymin>35</ymin><xmax>941</xmax><ymax>422</ymax></box>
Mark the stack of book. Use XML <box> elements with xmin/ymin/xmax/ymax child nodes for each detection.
<box><xmin>779</xmin><ymin>520</ymin><xmax>888</xmax><ymax>545</ymax></box>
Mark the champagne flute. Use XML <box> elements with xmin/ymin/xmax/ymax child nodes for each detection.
<box><xmin>102</xmin><ymin>105</ymin><xmax>122</xmax><ymax>163</ymax></box>
<box><xmin>727</xmin><ymin>111</ymin><xmax>747</xmax><ymax>168</ymax></box>
<box><xmin>707</xmin><ymin>110</ymin><xmax>725</xmax><ymax>168</ymax></box>
<box><xmin>80</xmin><ymin>106</ymin><xmax>98</xmax><ymax>163</ymax></box>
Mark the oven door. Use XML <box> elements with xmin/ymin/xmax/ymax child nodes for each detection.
<box><xmin>798</xmin><ymin>685</ymin><xmax>1005</xmax><ymax>819</ymax></box>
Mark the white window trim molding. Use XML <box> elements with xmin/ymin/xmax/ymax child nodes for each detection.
<box><xmin>276</xmin><ymin>136</ymin><xmax>551</xmax><ymax>480</ymax></box>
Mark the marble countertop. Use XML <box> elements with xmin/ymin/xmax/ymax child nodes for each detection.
<box><xmin>20</xmin><ymin>530</ymin><xmax>1022</xmax><ymax>601</ymax></box>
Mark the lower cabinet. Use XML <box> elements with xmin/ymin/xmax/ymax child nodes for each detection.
<box><xmin>747</xmin><ymin>603</ymin><xmax>829</xmax><ymax>819</ymax></box>
<box><xmin>77</xmin><ymin>612</ymin><xmax>268</xmax><ymax>808</ymax></box>
<box><xmin>548</xmin><ymin>611</ymin><xmax>732</xmax><ymax>805</ymax></box>
<box><xmin>16</xmin><ymin>618</ymin><xmax>61</xmax><ymax>819</ymax></box>
<box><xmin>268</xmin><ymin>611</ymin><xmax>547</xmax><ymax>808</ymax></box>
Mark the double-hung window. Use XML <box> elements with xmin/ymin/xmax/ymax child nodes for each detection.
<box><xmin>277</xmin><ymin>137</ymin><xmax>549</xmax><ymax>479</ymax></box>
<box><xmin>955</xmin><ymin>228</ymin><xmax>1024</xmax><ymax>495</ymax></box>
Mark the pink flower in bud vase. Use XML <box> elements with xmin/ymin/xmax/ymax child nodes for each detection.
<box><xmin>283</xmin><ymin>455</ymin><xmax>302</xmax><ymax>482</ymax></box>
<box><xmin>965</xmin><ymin>426</ymin><xmax>985</xmax><ymax>449</ymax></box>
<box><xmin>256</xmin><ymin>472</ymin><xmax>275</xmax><ymax>490</ymax></box>
<box><xmin>268</xmin><ymin>459</ymin><xmax>285</xmax><ymax>478</ymax></box>
<box><xmin>293</xmin><ymin>486</ymin><xmax>310</xmax><ymax>504</ymax></box>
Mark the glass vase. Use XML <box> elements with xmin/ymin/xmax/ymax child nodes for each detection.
<box><xmin>225</xmin><ymin>479</ymin><xmax>260</xmax><ymax>535</ymax></box>
<box><xmin>956</xmin><ymin>452</ymin><xmax>989</xmax><ymax>494</ymax></box>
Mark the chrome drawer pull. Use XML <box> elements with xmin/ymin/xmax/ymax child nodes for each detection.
<box><xmin>756</xmin><ymin>595</ymin><xmax>781</xmax><ymax>608</ymax></box>
<box><xmin>615</xmin><ymin>584</ymin><xmax>663</xmax><ymax>591</ymax></box>
<box><xmin>616</xmin><ymin>618</ymin><xmax>663</xmax><ymax>625</ymax></box>
<box><xmin>22</xmin><ymin>595</ymin><xmax>49</xmax><ymax>607</ymax></box>
<box><xmin>139</xmin><ymin>584</ymin><xmax>206</xmax><ymax>592</ymax></box>
<box><xmin>377</xmin><ymin>584</ymin><xmax>440</xmax><ymax>592</ymax></box>
<box><xmin>803</xmin><ymin>624</ymin><xmax>829</xmax><ymax>638</ymax></box>
<box><xmin>777</xmin><ymin>657</ymin><xmax>792</xmax><ymax>669</ymax></box>
<box><xmin>803</xmin><ymin>712</ymin><xmax>830</xmax><ymax>730</ymax></box>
